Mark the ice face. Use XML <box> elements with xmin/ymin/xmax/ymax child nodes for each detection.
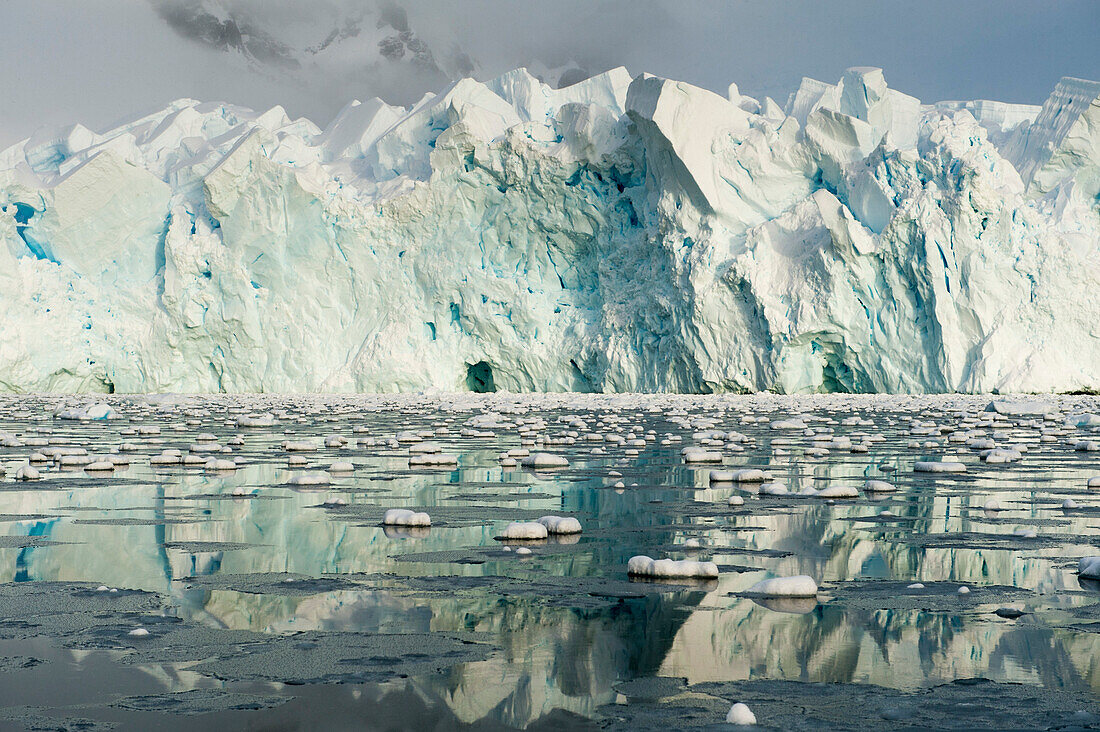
<box><xmin>1</xmin><ymin>66</ymin><xmax>1098</xmax><ymax>394</ymax></box>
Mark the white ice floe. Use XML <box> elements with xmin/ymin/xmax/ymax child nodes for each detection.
<box><xmin>815</xmin><ymin>485</ymin><xmax>859</xmax><ymax>499</ymax></box>
<box><xmin>382</xmin><ymin>508</ymin><xmax>432</xmax><ymax>527</ymax></box>
<box><xmin>520</xmin><ymin>453</ymin><xmax>569</xmax><ymax>469</ymax></box>
<box><xmin>745</xmin><ymin>575</ymin><xmax>818</xmax><ymax>597</ymax></box>
<box><xmin>627</xmin><ymin>555</ymin><xmax>719</xmax><ymax>579</ymax></box>
<box><xmin>914</xmin><ymin>461</ymin><xmax>966</xmax><ymax>473</ymax></box>
<box><xmin>409</xmin><ymin>453</ymin><xmax>459</xmax><ymax>466</ymax></box>
<box><xmin>15</xmin><ymin>465</ymin><xmax>41</xmax><ymax>481</ymax></box>
<box><xmin>500</xmin><ymin>521</ymin><xmax>549</xmax><ymax>540</ymax></box>
<box><xmin>537</xmin><ymin>515</ymin><xmax>583</xmax><ymax>534</ymax></box>
<box><xmin>726</xmin><ymin>703</ymin><xmax>757</xmax><ymax>726</ymax></box>
<box><xmin>682</xmin><ymin>447</ymin><xmax>723</xmax><ymax>463</ymax></box>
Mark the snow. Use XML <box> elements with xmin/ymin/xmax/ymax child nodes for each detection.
<box><xmin>56</xmin><ymin>403</ymin><xmax>118</xmax><ymax>420</ymax></box>
<box><xmin>500</xmin><ymin>521</ymin><xmax>549</xmax><ymax>540</ymax></box>
<box><xmin>1</xmin><ymin>66</ymin><xmax>1099</xmax><ymax>394</ymax></box>
<box><xmin>382</xmin><ymin>508</ymin><xmax>432</xmax><ymax>527</ymax></box>
<box><xmin>726</xmin><ymin>702</ymin><xmax>757</xmax><ymax>726</ymax></box>
<box><xmin>745</xmin><ymin>574</ymin><xmax>819</xmax><ymax>597</ymax></box>
<box><xmin>815</xmin><ymin>485</ymin><xmax>859</xmax><ymax>499</ymax></box>
<box><xmin>627</xmin><ymin>555</ymin><xmax>719</xmax><ymax>579</ymax></box>
<box><xmin>520</xmin><ymin>453</ymin><xmax>569</xmax><ymax>469</ymax></box>
<box><xmin>536</xmin><ymin>515</ymin><xmax>583</xmax><ymax>534</ymax></box>
<box><xmin>710</xmin><ymin>468</ymin><xmax>767</xmax><ymax>483</ymax></box>
<box><xmin>15</xmin><ymin>465</ymin><xmax>41</xmax><ymax>480</ymax></box>
<box><xmin>682</xmin><ymin>447</ymin><xmax>723</xmax><ymax>463</ymax></box>
<box><xmin>914</xmin><ymin>461</ymin><xmax>966</xmax><ymax>473</ymax></box>
<box><xmin>986</xmin><ymin>399</ymin><xmax>1055</xmax><ymax>416</ymax></box>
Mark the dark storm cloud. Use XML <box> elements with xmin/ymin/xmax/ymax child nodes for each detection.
<box><xmin>1</xmin><ymin>0</ymin><xmax>1097</xmax><ymax>148</ymax></box>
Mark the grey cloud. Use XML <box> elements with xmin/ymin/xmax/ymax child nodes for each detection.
<box><xmin>0</xmin><ymin>0</ymin><xmax>1096</xmax><ymax>149</ymax></box>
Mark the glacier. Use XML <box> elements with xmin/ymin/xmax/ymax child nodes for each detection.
<box><xmin>0</xmin><ymin>66</ymin><xmax>1099</xmax><ymax>394</ymax></box>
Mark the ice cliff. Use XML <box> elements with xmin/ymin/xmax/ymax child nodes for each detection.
<box><xmin>1</xmin><ymin>67</ymin><xmax>1099</xmax><ymax>393</ymax></box>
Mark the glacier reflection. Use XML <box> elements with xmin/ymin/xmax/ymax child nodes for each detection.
<box><xmin>0</xmin><ymin>394</ymin><xmax>1099</xmax><ymax>727</ymax></box>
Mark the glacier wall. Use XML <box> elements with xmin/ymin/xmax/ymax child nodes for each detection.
<box><xmin>1</xmin><ymin>67</ymin><xmax>1099</xmax><ymax>394</ymax></box>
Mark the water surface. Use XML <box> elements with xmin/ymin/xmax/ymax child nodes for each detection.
<box><xmin>0</xmin><ymin>393</ymin><xmax>1099</xmax><ymax>730</ymax></box>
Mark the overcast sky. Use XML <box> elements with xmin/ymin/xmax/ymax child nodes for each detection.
<box><xmin>1</xmin><ymin>0</ymin><xmax>1097</xmax><ymax>149</ymax></box>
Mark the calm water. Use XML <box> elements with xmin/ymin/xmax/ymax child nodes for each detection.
<box><xmin>1</xmin><ymin>393</ymin><xmax>1099</xmax><ymax>730</ymax></box>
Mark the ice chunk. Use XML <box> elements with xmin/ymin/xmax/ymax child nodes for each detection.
<box><xmin>382</xmin><ymin>509</ymin><xmax>432</xmax><ymax>527</ymax></box>
<box><xmin>726</xmin><ymin>703</ymin><xmax>757</xmax><ymax>726</ymax></box>
<box><xmin>536</xmin><ymin>515</ymin><xmax>582</xmax><ymax>534</ymax></box>
<box><xmin>520</xmin><ymin>453</ymin><xmax>568</xmax><ymax>469</ymax></box>
<box><xmin>500</xmin><ymin>521</ymin><xmax>548</xmax><ymax>540</ymax></box>
<box><xmin>627</xmin><ymin>555</ymin><xmax>719</xmax><ymax>579</ymax></box>
<box><xmin>745</xmin><ymin>575</ymin><xmax>818</xmax><ymax>597</ymax></box>
<box><xmin>914</xmin><ymin>461</ymin><xmax>966</xmax><ymax>473</ymax></box>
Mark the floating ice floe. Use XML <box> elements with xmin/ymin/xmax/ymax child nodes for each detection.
<box><xmin>682</xmin><ymin>449</ymin><xmax>723</xmax><ymax>464</ymax></box>
<box><xmin>15</xmin><ymin>465</ymin><xmax>41</xmax><ymax>481</ymax></box>
<box><xmin>745</xmin><ymin>575</ymin><xmax>819</xmax><ymax>597</ymax></box>
<box><xmin>537</xmin><ymin>515</ymin><xmax>583</xmax><ymax>534</ymax></box>
<box><xmin>382</xmin><ymin>508</ymin><xmax>432</xmax><ymax>527</ymax></box>
<box><xmin>56</xmin><ymin>403</ymin><xmax>118</xmax><ymax>421</ymax></box>
<box><xmin>726</xmin><ymin>703</ymin><xmax>757</xmax><ymax>726</ymax></box>
<box><xmin>237</xmin><ymin>413</ymin><xmax>277</xmax><ymax>428</ymax></box>
<box><xmin>409</xmin><ymin>453</ymin><xmax>459</xmax><ymax>466</ymax></box>
<box><xmin>710</xmin><ymin>468</ymin><xmax>767</xmax><ymax>483</ymax></box>
<box><xmin>816</xmin><ymin>485</ymin><xmax>859</xmax><ymax>499</ymax></box>
<box><xmin>914</xmin><ymin>460</ymin><xmax>966</xmax><ymax>472</ymax></box>
<box><xmin>627</xmin><ymin>555</ymin><xmax>719</xmax><ymax>579</ymax></box>
<box><xmin>500</xmin><ymin>521</ymin><xmax>549</xmax><ymax>540</ymax></box>
<box><xmin>520</xmin><ymin>453</ymin><xmax>569</xmax><ymax>468</ymax></box>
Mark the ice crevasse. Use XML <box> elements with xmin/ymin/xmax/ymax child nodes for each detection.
<box><xmin>1</xmin><ymin>66</ymin><xmax>1099</xmax><ymax>394</ymax></box>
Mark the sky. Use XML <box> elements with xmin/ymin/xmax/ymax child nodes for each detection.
<box><xmin>1</xmin><ymin>0</ymin><xmax>1097</xmax><ymax>149</ymax></box>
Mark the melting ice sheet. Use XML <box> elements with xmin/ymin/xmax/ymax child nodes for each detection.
<box><xmin>1</xmin><ymin>68</ymin><xmax>1099</xmax><ymax>394</ymax></box>
<box><xmin>0</xmin><ymin>392</ymin><xmax>1100</xmax><ymax>729</ymax></box>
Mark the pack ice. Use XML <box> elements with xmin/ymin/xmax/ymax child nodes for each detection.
<box><xmin>1</xmin><ymin>67</ymin><xmax>1098</xmax><ymax>394</ymax></box>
